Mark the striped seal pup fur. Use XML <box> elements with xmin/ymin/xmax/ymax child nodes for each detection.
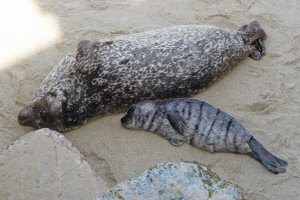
<box><xmin>121</xmin><ymin>98</ymin><xmax>287</xmax><ymax>174</ymax></box>
<box><xmin>18</xmin><ymin>21</ymin><xmax>266</xmax><ymax>132</ymax></box>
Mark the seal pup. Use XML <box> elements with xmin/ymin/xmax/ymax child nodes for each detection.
<box><xmin>121</xmin><ymin>98</ymin><xmax>287</xmax><ymax>174</ymax></box>
<box><xmin>19</xmin><ymin>21</ymin><xmax>266</xmax><ymax>132</ymax></box>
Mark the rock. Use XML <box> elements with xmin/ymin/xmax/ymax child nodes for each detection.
<box><xmin>96</xmin><ymin>162</ymin><xmax>242</xmax><ymax>200</ymax></box>
<box><xmin>0</xmin><ymin>128</ymin><xmax>108</xmax><ymax>200</ymax></box>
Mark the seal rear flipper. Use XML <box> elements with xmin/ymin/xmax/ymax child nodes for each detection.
<box><xmin>255</xmin><ymin>39</ymin><xmax>266</xmax><ymax>56</ymax></box>
<box><xmin>241</xmin><ymin>20</ymin><xmax>267</xmax><ymax>45</ymax></box>
<box><xmin>249</xmin><ymin>38</ymin><xmax>266</xmax><ymax>60</ymax></box>
<box><xmin>166</xmin><ymin>110</ymin><xmax>188</xmax><ymax>135</ymax></box>
<box><xmin>239</xmin><ymin>21</ymin><xmax>267</xmax><ymax>60</ymax></box>
<box><xmin>238</xmin><ymin>24</ymin><xmax>248</xmax><ymax>31</ymax></box>
<box><xmin>249</xmin><ymin>50</ymin><xmax>262</xmax><ymax>60</ymax></box>
<box><xmin>248</xmin><ymin>137</ymin><xmax>287</xmax><ymax>174</ymax></box>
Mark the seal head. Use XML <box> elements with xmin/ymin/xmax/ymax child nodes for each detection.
<box><xmin>18</xmin><ymin>92</ymin><xmax>63</xmax><ymax>130</ymax></box>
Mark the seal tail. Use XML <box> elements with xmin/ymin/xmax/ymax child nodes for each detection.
<box><xmin>248</xmin><ymin>137</ymin><xmax>287</xmax><ymax>174</ymax></box>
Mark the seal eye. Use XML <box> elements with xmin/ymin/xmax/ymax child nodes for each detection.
<box><xmin>127</xmin><ymin>105</ymin><xmax>136</xmax><ymax>115</ymax></box>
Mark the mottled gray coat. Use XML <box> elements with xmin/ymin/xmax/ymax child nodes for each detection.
<box><xmin>121</xmin><ymin>98</ymin><xmax>287</xmax><ymax>174</ymax></box>
<box><xmin>19</xmin><ymin>21</ymin><xmax>266</xmax><ymax>131</ymax></box>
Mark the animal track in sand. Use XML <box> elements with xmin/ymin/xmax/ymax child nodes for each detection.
<box><xmin>85</xmin><ymin>152</ymin><xmax>117</xmax><ymax>187</ymax></box>
<box><xmin>236</xmin><ymin>102</ymin><xmax>276</xmax><ymax>115</ymax></box>
<box><xmin>88</xmin><ymin>0</ymin><xmax>129</xmax><ymax>10</ymax></box>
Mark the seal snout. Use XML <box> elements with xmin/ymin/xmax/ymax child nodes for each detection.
<box><xmin>18</xmin><ymin>107</ymin><xmax>36</xmax><ymax>128</ymax></box>
<box><xmin>121</xmin><ymin>115</ymin><xmax>131</xmax><ymax>127</ymax></box>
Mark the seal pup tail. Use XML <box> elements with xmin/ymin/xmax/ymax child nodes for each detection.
<box><xmin>248</xmin><ymin>137</ymin><xmax>287</xmax><ymax>174</ymax></box>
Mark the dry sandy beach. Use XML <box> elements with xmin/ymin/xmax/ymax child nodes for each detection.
<box><xmin>0</xmin><ymin>0</ymin><xmax>299</xmax><ymax>199</ymax></box>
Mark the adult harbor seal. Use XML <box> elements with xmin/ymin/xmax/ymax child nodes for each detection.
<box><xmin>18</xmin><ymin>20</ymin><xmax>266</xmax><ymax>132</ymax></box>
<box><xmin>121</xmin><ymin>98</ymin><xmax>287</xmax><ymax>174</ymax></box>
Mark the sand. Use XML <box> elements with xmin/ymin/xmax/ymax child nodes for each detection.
<box><xmin>0</xmin><ymin>0</ymin><xmax>299</xmax><ymax>199</ymax></box>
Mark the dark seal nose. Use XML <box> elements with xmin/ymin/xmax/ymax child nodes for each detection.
<box><xmin>121</xmin><ymin>115</ymin><xmax>130</xmax><ymax>126</ymax></box>
<box><xmin>18</xmin><ymin>107</ymin><xmax>36</xmax><ymax>127</ymax></box>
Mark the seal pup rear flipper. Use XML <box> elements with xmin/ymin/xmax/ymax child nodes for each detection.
<box><xmin>248</xmin><ymin>137</ymin><xmax>288</xmax><ymax>174</ymax></box>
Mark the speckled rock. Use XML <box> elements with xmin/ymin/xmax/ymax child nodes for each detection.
<box><xmin>0</xmin><ymin>129</ymin><xmax>108</xmax><ymax>200</ymax></box>
<box><xmin>96</xmin><ymin>162</ymin><xmax>242</xmax><ymax>200</ymax></box>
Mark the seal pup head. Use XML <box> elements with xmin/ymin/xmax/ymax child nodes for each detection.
<box><xmin>121</xmin><ymin>101</ymin><xmax>156</xmax><ymax>130</ymax></box>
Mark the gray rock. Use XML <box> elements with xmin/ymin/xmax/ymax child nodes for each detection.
<box><xmin>96</xmin><ymin>162</ymin><xmax>242</xmax><ymax>200</ymax></box>
<box><xmin>0</xmin><ymin>128</ymin><xmax>108</xmax><ymax>200</ymax></box>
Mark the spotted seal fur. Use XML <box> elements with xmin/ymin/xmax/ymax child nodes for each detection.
<box><xmin>18</xmin><ymin>20</ymin><xmax>266</xmax><ymax>132</ymax></box>
<box><xmin>121</xmin><ymin>98</ymin><xmax>287</xmax><ymax>174</ymax></box>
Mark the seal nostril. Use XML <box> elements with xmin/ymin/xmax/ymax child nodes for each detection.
<box><xmin>121</xmin><ymin>116</ymin><xmax>130</xmax><ymax>126</ymax></box>
<box><xmin>121</xmin><ymin>116</ymin><xmax>126</xmax><ymax>125</ymax></box>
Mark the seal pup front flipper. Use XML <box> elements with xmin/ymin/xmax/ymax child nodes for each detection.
<box><xmin>248</xmin><ymin>137</ymin><xmax>288</xmax><ymax>174</ymax></box>
<box><xmin>165</xmin><ymin>110</ymin><xmax>188</xmax><ymax>146</ymax></box>
<box><xmin>168</xmin><ymin>139</ymin><xmax>184</xmax><ymax>147</ymax></box>
<box><xmin>166</xmin><ymin>110</ymin><xmax>188</xmax><ymax>136</ymax></box>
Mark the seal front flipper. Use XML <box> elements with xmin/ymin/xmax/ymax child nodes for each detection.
<box><xmin>248</xmin><ymin>137</ymin><xmax>288</xmax><ymax>174</ymax></box>
<box><xmin>76</xmin><ymin>40</ymin><xmax>114</xmax><ymax>61</ymax></box>
<box><xmin>166</xmin><ymin>110</ymin><xmax>188</xmax><ymax>136</ymax></box>
<box><xmin>76</xmin><ymin>40</ymin><xmax>93</xmax><ymax>61</ymax></box>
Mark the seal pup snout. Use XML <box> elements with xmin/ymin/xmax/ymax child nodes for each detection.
<box><xmin>121</xmin><ymin>115</ymin><xmax>131</xmax><ymax>127</ymax></box>
<box><xmin>121</xmin><ymin>105</ymin><xmax>136</xmax><ymax>129</ymax></box>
